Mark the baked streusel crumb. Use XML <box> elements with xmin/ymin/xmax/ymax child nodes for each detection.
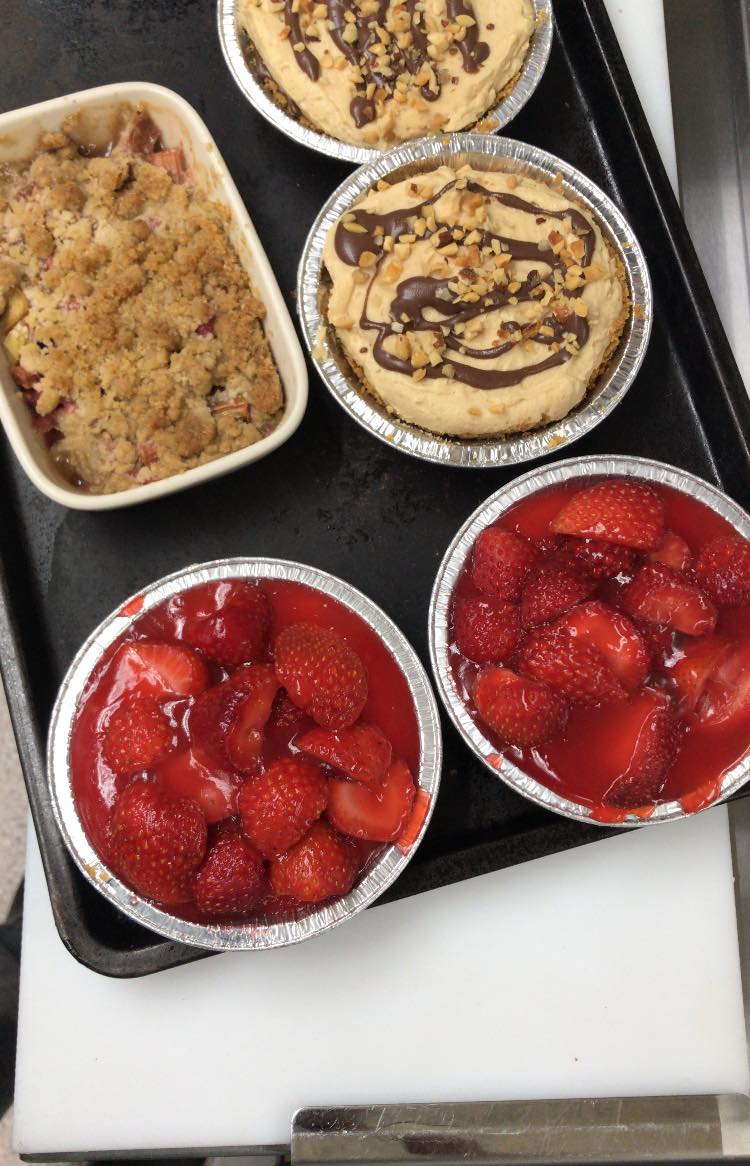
<box><xmin>0</xmin><ymin>107</ymin><xmax>283</xmax><ymax>494</ymax></box>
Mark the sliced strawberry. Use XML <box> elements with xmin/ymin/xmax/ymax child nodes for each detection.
<box><xmin>237</xmin><ymin>756</ymin><xmax>328</xmax><ymax>857</ymax></box>
<box><xmin>519</xmin><ymin>556</ymin><xmax>595</xmax><ymax>629</ymax></box>
<box><xmin>695</xmin><ymin>640</ymin><xmax>750</xmax><ymax>728</ymax></box>
<box><xmin>274</xmin><ymin>621</ymin><xmax>367</xmax><ymax>729</ymax></box>
<box><xmin>108</xmin><ymin>640</ymin><xmax>208</xmax><ymax>701</ymax></box>
<box><xmin>155</xmin><ymin>745</ymin><xmax>239</xmax><ymax>823</ymax></box>
<box><xmin>694</xmin><ymin>533</ymin><xmax>750</xmax><ymax>606</ymax></box>
<box><xmin>192</xmin><ymin>822</ymin><xmax>265</xmax><ymax>916</ymax></box>
<box><xmin>554</xmin><ymin>601</ymin><xmax>649</xmax><ymax>692</ymax></box>
<box><xmin>559</xmin><ymin>536</ymin><xmax>638</xmax><ymax>580</ymax></box>
<box><xmin>647</xmin><ymin>530</ymin><xmax>693</xmax><ymax>572</ymax></box>
<box><xmin>622</xmin><ymin>564</ymin><xmax>717</xmax><ymax>636</ymax></box>
<box><xmin>296</xmin><ymin>723</ymin><xmax>392</xmax><ymax>785</ymax></box>
<box><xmin>181</xmin><ymin>581</ymin><xmax>271</xmax><ymax>667</ymax></box>
<box><xmin>601</xmin><ymin>690</ymin><xmax>681</xmax><ymax>807</ymax></box>
<box><xmin>669</xmin><ymin>635</ymin><xmax>734</xmax><ymax>715</ymax></box>
<box><xmin>452</xmin><ymin>595</ymin><xmax>520</xmax><ymax>663</ymax></box>
<box><xmin>327</xmin><ymin>758</ymin><xmax>416</xmax><ymax>842</ymax></box>
<box><xmin>109</xmin><ymin>778</ymin><xmax>207</xmax><ymax>904</ymax></box>
<box><xmin>473</xmin><ymin>666</ymin><xmax>568</xmax><ymax>747</ymax></box>
<box><xmin>551</xmin><ymin>479</ymin><xmax>665</xmax><ymax>550</ymax></box>
<box><xmin>188</xmin><ymin>664</ymin><xmax>278</xmax><ymax>773</ymax></box>
<box><xmin>269</xmin><ymin>820</ymin><xmax>358</xmax><ymax>904</ymax></box>
<box><xmin>519</xmin><ymin>624</ymin><xmax>626</xmax><ymax>706</ymax></box>
<box><xmin>268</xmin><ymin>688</ymin><xmax>309</xmax><ymax>733</ymax></box>
<box><xmin>470</xmin><ymin>527</ymin><xmax>538</xmax><ymax>600</ymax></box>
<box><xmin>102</xmin><ymin>695</ymin><xmax>173</xmax><ymax>775</ymax></box>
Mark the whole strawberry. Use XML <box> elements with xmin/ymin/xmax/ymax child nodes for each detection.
<box><xmin>181</xmin><ymin>581</ymin><xmax>271</xmax><ymax>667</ymax></box>
<box><xmin>559</xmin><ymin>536</ymin><xmax>638</xmax><ymax>580</ymax></box>
<box><xmin>520</xmin><ymin>556</ymin><xmax>595</xmax><ymax>628</ymax></box>
<box><xmin>102</xmin><ymin>695</ymin><xmax>173</xmax><ymax>775</ymax></box>
<box><xmin>452</xmin><ymin>595</ymin><xmax>520</xmax><ymax>663</ymax></box>
<box><xmin>109</xmin><ymin>779</ymin><xmax>207</xmax><ymax>904</ymax></box>
<box><xmin>551</xmin><ymin>479</ymin><xmax>665</xmax><ymax>550</ymax></box>
<box><xmin>269</xmin><ymin>820</ymin><xmax>358</xmax><ymax>903</ymax></box>
<box><xmin>470</xmin><ymin>528</ymin><xmax>538</xmax><ymax>600</ymax></box>
<box><xmin>274</xmin><ymin>621</ymin><xmax>367</xmax><ymax>729</ymax></box>
<box><xmin>192</xmin><ymin>822</ymin><xmax>265</xmax><ymax>916</ymax></box>
<box><xmin>519</xmin><ymin>624</ymin><xmax>626</xmax><ymax>705</ymax></box>
<box><xmin>473</xmin><ymin>666</ymin><xmax>568</xmax><ymax>747</ymax></box>
<box><xmin>237</xmin><ymin>756</ymin><xmax>328</xmax><ymax>857</ymax></box>
<box><xmin>694</xmin><ymin>533</ymin><xmax>750</xmax><ymax>606</ymax></box>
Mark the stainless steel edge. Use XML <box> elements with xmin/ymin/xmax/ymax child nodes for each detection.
<box><xmin>46</xmin><ymin>558</ymin><xmax>442</xmax><ymax>951</ymax></box>
<box><xmin>297</xmin><ymin>134</ymin><xmax>652</xmax><ymax>468</ymax></box>
<box><xmin>291</xmin><ymin>1095</ymin><xmax>748</xmax><ymax>1163</ymax></box>
<box><xmin>428</xmin><ymin>454</ymin><xmax>750</xmax><ymax>826</ymax></box>
<box><xmin>664</xmin><ymin>0</ymin><xmax>750</xmax><ymax>390</ymax></box>
<box><xmin>217</xmin><ymin>0</ymin><xmax>553</xmax><ymax>165</ymax></box>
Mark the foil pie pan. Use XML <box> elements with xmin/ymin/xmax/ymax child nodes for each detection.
<box><xmin>297</xmin><ymin>134</ymin><xmax>652</xmax><ymax>469</ymax></box>
<box><xmin>217</xmin><ymin>0</ymin><xmax>553</xmax><ymax>165</ymax></box>
<box><xmin>428</xmin><ymin>455</ymin><xmax>750</xmax><ymax>826</ymax></box>
<box><xmin>47</xmin><ymin>558</ymin><xmax>443</xmax><ymax>951</ymax></box>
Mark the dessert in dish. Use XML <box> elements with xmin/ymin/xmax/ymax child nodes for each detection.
<box><xmin>238</xmin><ymin>0</ymin><xmax>536</xmax><ymax>149</ymax></box>
<box><xmin>448</xmin><ymin>475</ymin><xmax>750</xmax><ymax>820</ymax></box>
<box><xmin>0</xmin><ymin>106</ymin><xmax>283</xmax><ymax>494</ymax></box>
<box><xmin>322</xmin><ymin>164</ymin><xmax>629</xmax><ymax>438</ymax></box>
<box><xmin>70</xmin><ymin>577</ymin><xmax>423</xmax><ymax>918</ymax></box>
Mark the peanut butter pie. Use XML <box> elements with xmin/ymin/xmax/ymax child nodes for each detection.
<box><xmin>322</xmin><ymin>164</ymin><xmax>629</xmax><ymax>438</ymax></box>
<box><xmin>238</xmin><ymin>0</ymin><xmax>535</xmax><ymax>148</ymax></box>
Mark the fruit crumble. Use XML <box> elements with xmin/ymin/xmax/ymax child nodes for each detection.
<box><xmin>448</xmin><ymin>475</ymin><xmax>750</xmax><ymax>821</ymax></box>
<box><xmin>0</xmin><ymin>106</ymin><xmax>283</xmax><ymax>493</ymax></box>
<box><xmin>70</xmin><ymin>577</ymin><xmax>424</xmax><ymax>919</ymax></box>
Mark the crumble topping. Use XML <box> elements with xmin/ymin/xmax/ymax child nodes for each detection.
<box><xmin>0</xmin><ymin>108</ymin><xmax>283</xmax><ymax>494</ymax></box>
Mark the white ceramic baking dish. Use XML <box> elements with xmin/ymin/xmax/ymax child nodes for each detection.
<box><xmin>0</xmin><ymin>82</ymin><xmax>308</xmax><ymax>510</ymax></box>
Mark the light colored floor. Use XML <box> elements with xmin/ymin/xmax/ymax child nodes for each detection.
<box><xmin>0</xmin><ymin>683</ymin><xmax>30</xmax><ymax>1166</ymax></box>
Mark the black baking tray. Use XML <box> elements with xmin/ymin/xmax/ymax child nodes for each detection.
<box><xmin>1</xmin><ymin>0</ymin><xmax>749</xmax><ymax>978</ymax></box>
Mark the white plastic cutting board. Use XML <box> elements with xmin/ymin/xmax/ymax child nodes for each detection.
<box><xmin>13</xmin><ymin>807</ymin><xmax>748</xmax><ymax>1154</ymax></box>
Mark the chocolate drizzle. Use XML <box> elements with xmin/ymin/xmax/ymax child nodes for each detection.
<box><xmin>333</xmin><ymin>179</ymin><xmax>597</xmax><ymax>392</ymax></box>
<box><xmin>283</xmin><ymin>0</ymin><xmax>320</xmax><ymax>81</ymax></box>
<box><xmin>279</xmin><ymin>0</ymin><xmax>489</xmax><ymax>126</ymax></box>
<box><xmin>447</xmin><ymin>0</ymin><xmax>490</xmax><ymax>72</ymax></box>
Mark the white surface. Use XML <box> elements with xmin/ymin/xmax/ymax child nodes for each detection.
<box><xmin>15</xmin><ymin>0</ymin><xmax>744</xmax><ymax>1157</ymax></box>
<box><xmin>604</xmin><ymin>0</ymin><xmax>678</xmax><ymax>193</ymax></box>
<box><xmin>0</xmin><ymin>83</ymin><xmax>308</xmax><ymax>511</ymax></box>
<box><xmin>14</xmin><ymin>807</ymin><xmax>749</xmax><ymax>1155</ymax></box>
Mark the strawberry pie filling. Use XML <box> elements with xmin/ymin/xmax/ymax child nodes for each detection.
<box><xmin>70</xmin><ymin>577</ymin><xmax>422</xmax><ymax>921</ymax></box>
<box><xmin>448</xmin><ymin>475</ymin><xmax>750</xmax><ymax>821</ymax></box>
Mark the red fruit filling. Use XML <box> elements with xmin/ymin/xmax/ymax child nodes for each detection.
<box><xmin>449</xmin><ymin>476</ymin><xmax>750</xmax><ymax>818</ymax></box>
<box><xmin>70</xmin><ymin>578</ymin><xmax>422</xmax><ymax>922</ymax></box>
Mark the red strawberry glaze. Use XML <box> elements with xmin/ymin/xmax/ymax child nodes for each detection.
<box><xmin>70</xmin><ymin>579</ymin><xmax>421</xmax><ymax>923</ymax></box>
<box><xmin>450</xmin><ymin>478</ymin><xmax>750</xmax><ymax>818</ymax></box>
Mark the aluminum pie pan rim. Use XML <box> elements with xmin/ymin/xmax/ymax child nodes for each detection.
<box><xmin>297</xmin><ymin>133</ymin><xmax>652</xmax><ymax>469</ymax></box>
<box><xmin>428</xmin><ymin>455</ymin><xmax>750</xmax><ymax>827</ymax></box>
<box><xmin>217</xmin><ymin>0</ymin><xmax>553</xmax><ymax>165</ymax></box>
<box><xmin>46</xmin><ymin>557</ymin><xmax>443</xmax><ymax>952</ymax></box>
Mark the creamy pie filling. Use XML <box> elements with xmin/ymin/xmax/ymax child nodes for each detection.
<box><xmin>322</xmin><ymin>164</ymin><xmax>629</xmax><ymax>438</ymax></box>
<box><xmin>238</xmin><ymin>0</ymin><xmax>535</xmax><ymax>148</ymax></box>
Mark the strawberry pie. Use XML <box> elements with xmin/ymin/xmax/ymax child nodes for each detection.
<box><xmin>447</xmin><ymin>473</ymin><xmax>750</xmax><ymax>820</ymax></box>
<box><xmin>69</xmin><ymin>576</ymin><xmax>424</xmax><ymax>920</ymax></box>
